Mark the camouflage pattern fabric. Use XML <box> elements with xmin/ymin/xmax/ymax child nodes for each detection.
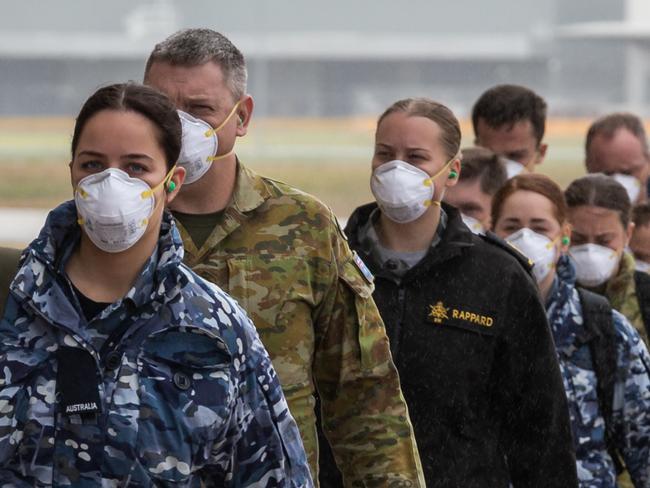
<box><xmin>606</xmin><ymin>252</ymin><xmax>649</xmax><ymax>347</ymax></box>
<box><xmin>174</xmin><ymin>163</ymin><xmax>424</xmax><ymax>487</ymax></box>
<box><xmin>549</xmin><ymin>256</ymin><xmax>650</xmax><ymax>487</ymax></box>
<box><xmin>0</xmin><ymin>201</ymin><xmax>312</xmax><ymax>487</ymax></box>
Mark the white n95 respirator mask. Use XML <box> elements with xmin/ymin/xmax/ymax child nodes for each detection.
<box><xmin>506</xmin><ymin>228</ymin><xmax>558</xmax><ymax>283</ymax></box>
<box><xmin>370</xmin><ymin>156</ymin><xmax>457</xmax><ymax>224</ymax></box>
<box><xmin>611</xmin><ymin>173</ymin><xmax>641</xmax><ymax>204</ymax></box>
<box><xmin>461</xmin><ymin>214</ymin><xmax>486</xmax><ymax>235</ymax></box>
<box><xmin>503</xmin><ymin>158</ymin><xmax>526</xmax><ymax>179</ymax></box>
<box><xmin>569</xmin><ymin>243</ymin><xmax>620</xmax><ymax>287</ymax></box>
<box><xmin>75</xmin><ymin>167</ymin><xmax>174</xmax><ymax>253</ymax></box>
<box><xmin>177</xmin><ymin>102</ymin><xmax>240</xmax><ymax>185</ymax></box>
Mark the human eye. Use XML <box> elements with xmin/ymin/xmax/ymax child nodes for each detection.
<box><xmin>126</xmin><ymin>162</ymin><xmax>148</xmax><ymax>175</ymax></box>
<box><xmin>374</xmin><ymin>147</ymin><xmax>391</xmax><ymax>159</ymax></box>
<box><xmin>79</xmin><ymin>160</ymin><xmax>104</xmax><ymax>172</ymax></box>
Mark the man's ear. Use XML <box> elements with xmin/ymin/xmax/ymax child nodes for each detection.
<box><xmin>236</xmin><ymin>95</ymin><xmax>254</xmax><ymax>137</ymax></box>
<box><xmin>535</xmin><ymin>142</ymin><xmax>548</xmax><ymax>165</ymax></box>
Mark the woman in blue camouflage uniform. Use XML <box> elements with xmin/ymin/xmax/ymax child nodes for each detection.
<box><xmin>492</xmin><ymin>173</ymin><xmax>650</xmax><ymax>487</ymax></box>
<box><xmin>0</xmin><ymin>83</ymin><xmax>312</xmax><ymax>487</ymax></box>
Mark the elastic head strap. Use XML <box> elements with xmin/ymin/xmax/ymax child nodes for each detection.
<box><xmin>140</xmin><ymin>166</ymin><xmax>176</xmax><ymax>199</ymax></box>
<box><xmin>207</xmin><ymin>148</ymin><xmax>235</xmax><ymax>162</ymax></box>
<box><xmin>422</xmin><ymin>152</ymin><xmax>460</xmax><ymax>205</ymax></box>
<box><xmin>204</xmin><ymin>101</ymin><xmax>242</xmax><ymax>137</ymax></box>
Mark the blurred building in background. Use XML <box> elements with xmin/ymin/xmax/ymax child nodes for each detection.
<box><xmin>0</xmin><ymin>0</ymin><xmax>648</xmax><ymax>117</ymax></box>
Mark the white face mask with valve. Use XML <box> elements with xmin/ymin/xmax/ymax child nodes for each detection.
<box><xmin>506</xmin><ymin>228</ymin><xmax>558</xmax><ymax>283</ymax></box>
<box><xmin>370</xmin><ymin>155</ymin><xmax>457</xmax><ymax>224</ymax></box>
<box><xmin>503</xmin><ymin>158</ymin><xmax>526</xmax><ymax>179</ymax></box>
<box><xmin>569</xmin><ymin>243</ymin><xmax>620</xmax><ymax>287</ymax></box>
<box><xmin>611</xmin><ymin>173</ymin><xmax>641</xmax><ymax>203</ymax></box>
<box><xmin>461</xmin><ymin>213</ymin><xmax>486</xmax><ymax>235</ymax></box>
<box><xmin>75</xmin><ymin>167</ymin><xmax>174</xmax><ymax>253</ymax></box>
<box><xmin>177</xmin><ymin>102</ymin><xmax>240</xmax><ymax>184</ymax></box>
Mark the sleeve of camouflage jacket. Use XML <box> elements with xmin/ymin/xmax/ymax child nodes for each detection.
<box><xmin>611</xmin><ymin>311</ymin><xmax>650</xmax><ymax>487</ymax></box>
<box><xmin>203</xmin><ymin>310</ymin><xmax>314</xmax><ymax>487</ymax></box>
<box><xmin>312</xmin><ymin>217</ymin><xmax>424</xmax><ymax>487</ymax></box>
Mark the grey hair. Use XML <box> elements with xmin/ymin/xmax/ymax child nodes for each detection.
<box><xmin>144</xmin><ymin>28</ymin><xmax>247</xmax><ymax>100</ymax></box>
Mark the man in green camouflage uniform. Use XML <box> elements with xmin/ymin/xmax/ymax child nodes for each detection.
<box><xmin>144</xmin><ymin>29</ymin><xmax>424</xmax><ymax>486</ymax></box>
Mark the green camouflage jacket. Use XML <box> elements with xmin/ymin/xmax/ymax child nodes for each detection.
<box><xmin>607</xmin><ymin>252</ymin><xmax>649</xmax><ymax>347</ymax></box>
<box><xmin>175</xmin><ymin>163</ymin><xmax>424</xmax><ymax>487</ymax></box>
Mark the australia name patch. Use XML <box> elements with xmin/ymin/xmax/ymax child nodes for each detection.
<box><xmin>428</xmin><ymin>301</ymin><xmax>494</xmax><ymax>327</ymax></box>
<box><xmin>65</xmin><ymin>402</ymin><xmax>99</xmax><ymax>414</ymax></box>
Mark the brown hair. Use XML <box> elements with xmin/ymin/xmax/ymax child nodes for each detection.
<box><xmin>632</xmin><ymin>202</ymin><xmax>650</xmax><ymax>227</ymax></box>
<box><xmin>472</xmin><ymin>84</ymin><xmax>547</xmax><ymax>145</ymax></box>
<box><xmin>378</xmin><ymin>98</ymin><xmax>461</xmax><ymax>159</ymax></box>
<box><xmin>492</xmin><ymin>173</ymin><xmax>568</xmax><ymax>226</ymax></box>
<box><xmin>564</xmin><ymin>174</ymin><xmax>631</xmax><ymax>227</ymax></box>
<box><xmin>585</xmin><ymin>113</ymin><xmax>649</xmax><ymax>166</ymax></box>
<box><xmin>459</xmin><ymin>146</ymin><xmax>508</xmax><ymax>196</ymax></box>
<box><xmin>71</xmin><ymin>83</ymin><xmax>181</xmax><ymax>170</ymax></box>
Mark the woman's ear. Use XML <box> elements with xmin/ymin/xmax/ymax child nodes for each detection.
<box><xmin>165</xmin><ymin>166</ymin><xmax>186</xmax><ymax>204</ymax></box>
<box><xmin>560</xmin><ymin>222</ymin><xmax>572</xmax><ymax>253</ymax></box>
<box><xmin>444</xmin><ymin>156</ymin><xmax>462</xmax><ymax>189</ymax></box>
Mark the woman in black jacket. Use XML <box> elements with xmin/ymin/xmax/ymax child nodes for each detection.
<box><xmin>342</xmin><ymin>98</ymin><xmax>578</xmax><ymax>487</ymax></box>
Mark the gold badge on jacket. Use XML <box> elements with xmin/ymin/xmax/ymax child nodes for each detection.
<box><xmin>428</xmin><ymin>301</ymin><xmax>494</xmax><ymax>327</ymax></box>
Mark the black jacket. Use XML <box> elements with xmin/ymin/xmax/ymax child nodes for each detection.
<box><xmin>337</xmin><ymin>203</ymin><xmax>578</xmax><ymax>488</ymax></box>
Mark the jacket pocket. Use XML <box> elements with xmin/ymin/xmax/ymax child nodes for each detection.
<box><xmin>338</xmin><ymin>255</ymin><xmax>388</xmax><ymax>372</ymax></box>
<box><xmin>133</xmin><ymin>328</ymin><xmax>234</xmax><ymax>483</ymax></box>
<box><xmin>226</xmin><ymin>256</ymin><xmax>315</xmax><ymax>391</ymax></box>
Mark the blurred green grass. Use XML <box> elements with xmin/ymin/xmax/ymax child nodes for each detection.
<box><xmin>0</xmin><ymin>116</ymin><xmax>588</xmax><ymax>218</ymax></box>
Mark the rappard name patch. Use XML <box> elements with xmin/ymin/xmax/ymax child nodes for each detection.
<box><xmin>428</xmin><ymin>301</ymin><xmax>494</xmax><ymax>327</ymax></box>
<box><xmin>353</xmin><ymin>251</ymin><xmax>374</xmax><ymax>284</ymax></box>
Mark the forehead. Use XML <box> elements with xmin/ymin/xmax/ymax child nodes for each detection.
<box><xmin>568</xmin><ymin>205</ymin><xmax>623</xmax><ymax>232</ymax></box>
<box><xmin>501</xmin><ymin>190</ymin><xmax>557</xmax><ymax>221</ymax></box>
<box><xmin>587</xmin><ymin>128</ymin><xmax>647</xmax><ymax>172</ymax></box>
<box><xmin>445</xmin><ymin>178</ymin><xmax>489</xmax><ymax>204</ymax></box>
<box><xmin>376</xmin><ymin>112</ymin><xmax>442</xmax><ymax>147</ymax></box>
<box><xmin>75</xmin><ymin>109</ymin><xmax>161</xmax><ymax>153</ymax></box>
<box><xmin>145</xmin><ymin>60</ymin><xmax>233</xmax><ymax>105</ymax></box>
<box><xmin>475</xmin><ymin>119</ymin><xmax>537</xmax><ymax>151</ymax></box>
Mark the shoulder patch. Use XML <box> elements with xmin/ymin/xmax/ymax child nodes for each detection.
<box><xmin>480</xmin><ymin>231</ymin><xmax>533</xmax><ymax>272</ymax></box>
<box><xmin>353</xmin><ymin>251</ymin><xmax>374</xmax><ymax>284</ymax></box>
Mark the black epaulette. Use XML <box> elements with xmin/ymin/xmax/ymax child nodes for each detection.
<box><xmin>479</xmin><ymin>231</ymin><xmax>534</xmax><ymax>273</ymax></box>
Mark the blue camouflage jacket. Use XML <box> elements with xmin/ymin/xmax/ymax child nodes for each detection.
<box><xmin>547</xmin><ymin>256</ymin><xmax>650</xmax><ymax>487</ymax></box>
<box><xmin>0</xmin><ymin>201</ymin><xmax>312</xmax><ymax>487</ymax></box>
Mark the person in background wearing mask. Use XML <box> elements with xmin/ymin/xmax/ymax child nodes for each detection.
<box><xmin>631</xmin><ymin>203</ymin><xmax>650</xmax><ymax>273</ymax></box>
<box><xmin>143</xmin><ymin>29</ymin><xmax>424</xmax><ymax>486</ymax></box>
<box><xmin>443</xmin><ymin>146</ymin><xmax>507</xmax><ymax>234</ymax></box>
<box><xmin>0</xmin><ymin>83</ymin><xmax>312</xmax><ymax>486</ymax></box>
<box><xmin>585</xmin><ymin>113</ymin><xmax>650</xmax><ymax>204</ymax></box>
<box><xmin>565</xmin><ymin>174</ymin><xmax>650</xmax><ymax>346</ymax></box>
<box><xmin>492</xmin><ymin>173</ymin><xmax>650</xmax><ymax>488</ymax></box>
<box><xmin>343</xmin><ymin>97</ymin><xmax>578</xmax><ymax>487</ymax></box>
<box><xmin>472</xmin><ymin>84</ymin><xmax>548</xmax><ymax>178</ymax></box>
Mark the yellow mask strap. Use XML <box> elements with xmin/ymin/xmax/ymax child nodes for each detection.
<box><xmin>422</xmin><ymin>152</ymin><xmax>460</xmax><ymax>206</ymax></box>
<box><xmin>207</xmin><ymin>149</ymin><xmax>235</xmax><ymax>162</ymax></box>
<box><xmin>204</xmin><ymin>101</ymin><xmax>242</xmax><ymax>137</ymax></box>
<box><xmin>140</xmin><ymin>166</ymin><xmax>176</xmax><ymax>199</ymax></box>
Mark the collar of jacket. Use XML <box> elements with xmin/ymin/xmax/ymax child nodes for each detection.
<box><xmin>546</xmin><ymin>255</ymin><xmax>592</xmax><ymax>352</ymax></box>
<box><xmin>606</xmin><ymin>251</ymin><xmax>642</xmax><ymax>328</ymax></box>
<box><xmin>11</xmin><ymin>200</ymin><xmax>185</xmax><ymax>336</ymax></box>
<box><xmin>178</xmin><ymin>161</ymin><xmax>272</xmax><ymax>263</ymax></box>
<box><xmin>345</xmin><ymin>201</ymin><xmax>474</xmax><ymax>283</ymax></box>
